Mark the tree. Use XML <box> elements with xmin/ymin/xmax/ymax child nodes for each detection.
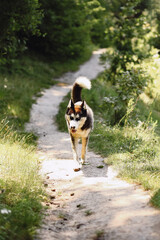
<box><xmin>101</xmin><ymin>0</ymin><xmax>152</xmax><ymax>123</ymax></box>
<box><xmin>102</xmin><ymin>0</ymin><xmax>151</xmax><ymax>81</ymax></box>
<box><xmin>28</xmin><ymin>0</ymin><xmax>103</xmax><ymax>60</ymax></box>
<box><xmin>0</xmin><ymin>0</ymin><xmax>42</xmax><ymax>65</ymax></box>
<box><xmin>150</xmin><ymin>0</ymin><xmax>160</xmax><ymax>50</ymax></box>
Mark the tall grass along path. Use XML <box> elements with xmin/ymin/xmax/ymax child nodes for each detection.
<box><xmin>26</xmin><ymin>49</ymin><xmax>160</xmax><ymax>240</ymax></box>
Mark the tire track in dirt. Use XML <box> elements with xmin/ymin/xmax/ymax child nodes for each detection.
<box><xmin>26</xmin><ymin>49</ymin><xmax>160</xmax><ymax>240</ymax></box>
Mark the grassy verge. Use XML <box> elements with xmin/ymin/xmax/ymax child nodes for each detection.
<box><xmin>0</xmin><ymin>123</ymin><xmax>44</xmax><ymax>240</ymax></box>
<box><xmin>56</xmin><ymin>53</ymin><xmax>160</xmax><ymax>209</ymax></box>
<box><xmin>0</xmin><ymin>46</ymin><xmax>93</xmax><ymax>239</ymax></box>
<box><xmin>0</xmin><ymin>46</ymin><xmax>93</xmax><ymax>131</ymax></box>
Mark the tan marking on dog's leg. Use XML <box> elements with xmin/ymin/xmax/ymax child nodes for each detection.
<box><xmin>81</xmin><ymin>137</ymin><xmax>88</xmax><ymax>164</ymax></box>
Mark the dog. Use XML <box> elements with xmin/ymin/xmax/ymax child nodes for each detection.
<box><xmin>65</xmin><ymin>77</ymin><xmax>94</xmax><ymax>171</ymax></box>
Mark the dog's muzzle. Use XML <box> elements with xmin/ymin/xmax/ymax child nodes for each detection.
<box><xmin>70</xmin><ymin>120</ymin><xmax>78</xmax><ymax>133</ymax></box>
<box><xmin>70</xmin><ymin>126</ymin><xmax>77</xmax><ymax>133</ymax></box>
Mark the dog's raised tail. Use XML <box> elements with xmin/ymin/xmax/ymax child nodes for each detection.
<box><xmin>72</xmin><ymin>76</ymin><xmax>91</xmax><ymax>103</ymax></box>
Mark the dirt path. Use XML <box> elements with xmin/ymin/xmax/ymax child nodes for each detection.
<box><xmin>26</xmin><ymin>49</ymin><xmax>160</xmax><ymax>240</ymax></box>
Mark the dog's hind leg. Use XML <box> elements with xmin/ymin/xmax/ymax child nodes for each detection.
<box><xmin>81</xmin><ymin>137</ymin><xmax>89</xmax><ymax>164</ymax></box>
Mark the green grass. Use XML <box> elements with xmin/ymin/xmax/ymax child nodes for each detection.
<box><xmin>0</xmin><ymin>121</ymin><xmax>44</xmax><ymax>240</ymax></box>
<box><xmin>0</xmin><ymin>46</ymin><xmax>93</xmax><ymax>239</ymax></box>
<box><xmin>56</xmin><ymin>52</ymin><xmax>160</xmax><ymax>208</ymax></box>
<box><xmin>0</xmin><ymin>46</ymin><xmax>93</xmax><ymax>131</ymax></box>
<box><xmin>90</xmin><ymin>79</ymin><xmax>160</xmax><ymax>208</ymax></box>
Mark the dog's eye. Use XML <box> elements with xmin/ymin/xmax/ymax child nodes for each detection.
<box><xmin>75</xmin><ymin>117</ymin><xmax>80</xmax><ymax>121</ymax></box>
<box><xmin>70</xmin><ymin>116</ymin><xmax>74</xmax><ymax>120</ymax></box>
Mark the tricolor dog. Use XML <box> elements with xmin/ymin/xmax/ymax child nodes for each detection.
<box><xmin>65</xmin><ymin>77</ymin><xmax>94</xmax><ymax>170</ymax></box>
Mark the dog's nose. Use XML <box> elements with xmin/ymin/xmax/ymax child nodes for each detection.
<box><xmin>71</xmin><ymin>126</ymin><xmax>75</xmax><ymax>129</ymax></box>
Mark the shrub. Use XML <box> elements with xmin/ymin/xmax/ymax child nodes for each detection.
<box><xmin>101</xmin><ymin>0</ymin><xmax>151</xmax><ymax>84</ymax></box>
<box><xmin>103</xmin><ymin>68</ymin><xmax>149</xmax><ymax>123</ymax></box>
<box><xmin>0</xmin><ymin>0</ymin><xmax>42</xmax><ymax>66</ymax></box>
<box><xmin>28</xmin><ymin>0</ymin><xmax>91</xmax><ymax>59</ymax></box>
<box><xmin>28</xmin><ymin>0</ymin><xmax>105</xmax><ymax>60</ymax></box>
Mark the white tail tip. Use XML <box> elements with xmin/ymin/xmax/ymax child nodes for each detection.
<box><xmin>75</xmin><ymin>76</ymin><xmax>91</xmax><ymax>90</ymax></box>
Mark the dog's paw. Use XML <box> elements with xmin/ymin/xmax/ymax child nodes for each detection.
<box><xmin>82</xmin><ymin>162</ymin><xmax>90</xmax><ymax>165</ymax></box>
<box><xmin>80</xmin><ymin>158</ymin><xmax>85</xmax><ymax>165</ymax></box>
<box><xmin>80</xmin><ymin>159</ymin><xmax>90</xmax><ymax>165</ymax></box>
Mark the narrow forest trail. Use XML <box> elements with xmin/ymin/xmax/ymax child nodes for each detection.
<box><xmin>26</xmin><ymin>49</ymin><xmax>160</xmax><ymax>240</ymax></box>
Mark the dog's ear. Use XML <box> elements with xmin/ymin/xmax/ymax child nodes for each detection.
<box><xmin>71</xmin><ymin>99</ymin><xmax>74</xmax><ymax>110</ymax></box>
<box><xmin>66</xmin><ymin>99</ymin><xmax>75</xmax><ymax>114</ymax></box>
<box><xmin>81</xmin><ymin>100</ymin><xmax>86</xmax><ymax>110</ymax></box>
<box><xmin>67</xmin><ymin>99</ymin><xmax>74</xmax><ymax>109</ymax></box>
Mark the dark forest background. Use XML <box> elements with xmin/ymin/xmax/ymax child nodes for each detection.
<box><xmin>1</xmin><ymin>0</ymin><xmax>160</xmax><ymax>65</ymax></box>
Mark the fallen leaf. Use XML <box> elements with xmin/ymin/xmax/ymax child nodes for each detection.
<box><xmin>97</xmin><ymin>165</ymin><xmax>104</xmax><ymax>169</ymax></box>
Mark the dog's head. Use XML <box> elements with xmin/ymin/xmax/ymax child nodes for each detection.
<box><xmin>65</xmin><ymin>100</ymin><xmax>87</xmax><ymax>133</ymax></box>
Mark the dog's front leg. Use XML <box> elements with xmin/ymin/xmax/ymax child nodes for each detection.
<box><xmin>81</xmin><ymin>137</ymin><xmax>89</xmax><ymax>164</ymax></box>
<box><xmin>70</xmin><ymin>135</ymin><xmax>79</xmax><ymax>163</ymax></box>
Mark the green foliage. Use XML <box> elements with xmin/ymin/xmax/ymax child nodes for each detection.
<box><xmin>0</xmin><ymin>55</ymin><xmax>55</xmax><ymax>130</ymax></box>
<box><xmin>103</xmin><ymin>68</ymin><xmax>149</xmax><ymax>123</ymax></box>
<box><xmin>151</xmin><ymin>189</ymin><xmax>160</xmax><ymax>208</ymax></box>
<box><xmin>0</xmin><ymin>46</ymin><xmax>93</xmax><ymax>132</ymax></box>
<box><xmin>28</xmin><ymin>0</ymin><xmax>99</xmax><ymax>59</ymax></box>
<box><xmin>89</xmin><ymin>0</ymin><xmax>107</xmax><ymax>46</ymax></box>
<box><xmin>0</xmin><ymin>0</ymin><xmax>100</xmax><ymax>65</ymax></box>
<box><xmin>56</xmin><ymin>71</ymin><xmax>149</xmax><ymax>127</ymax></box>
<box><xmin>0</xmin><ymin>119</ymin><xmax>44</xmax><ymax>239</ymax></box>
<box><xmin>102</xmin><ymin>0</ymin><xmax>151</xmax><ymax>80</ymax></box>
<box><xmin>56</xmin><ymin>94</ymin><xmax>70</xmax><ymax>132</ymax></box>
<box><xmin>96</xmin><ymin>0</ymin><xmax>154</xmax><ymax>123</ymax></box>
<box><xmin>0</xmin><ymin>0</ymin><xmax>42</xmax><ymax>65</ymax></box>
<box><xmin>115</xmin><ymin>69</ymin><xmax>148</xmax><ymax>102</ymax></box>
<box><xmin>149</xmin><ymin>0</ymin><xmax>160</xmax><ymax>49</ymax></box>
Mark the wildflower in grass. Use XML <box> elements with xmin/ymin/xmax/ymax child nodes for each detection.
<box><xmin>0</xmin><ymin>208</ymin><xmax>11</xmax><ymax>214</ymax></box>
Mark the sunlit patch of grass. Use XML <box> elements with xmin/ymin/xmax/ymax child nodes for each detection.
<box><xmin>0</xmin><ymin>56</ymin><xmax>56</xmax><ymax>131</ymax></box>
<box><xmin>0</xmin><ymin>122</ymin><xmax>44</xmax><ymax>239</ymax></box>
<box><xmin>140</xmin><ymin>93</ymin><xmax>153</xmax><ymax>105</ymax></box>
<box><xmin>104</xmin><ymin>123</ymin><xmax>160</xmax><ymax>192</ymax></box>
<box><xmin>0</xmin><ymin>142</ymin><xmax>40</xmax><ymax>189</ymax></box>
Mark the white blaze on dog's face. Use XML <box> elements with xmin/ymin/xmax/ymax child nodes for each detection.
<box><xmin>69</xmin><ymin>113</ymin><xmax>79</xmax><ymax>132</ymax></box>
<box><xmin>66</xmin><ymin>100</ymin><xmax>87</xmax><ymax>134</ymax></box>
